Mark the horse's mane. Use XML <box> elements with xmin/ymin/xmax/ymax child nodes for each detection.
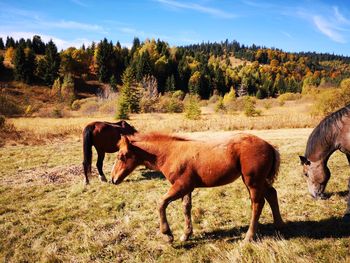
<box><xmin>131</xmin><ymin>132</ymin><xmax>189</xmax><ymax>143</ymax></box>
<box><xmin>305</xmin><ymin>104</ymin><xmax>350</xmax><ymax>157</ymax></box>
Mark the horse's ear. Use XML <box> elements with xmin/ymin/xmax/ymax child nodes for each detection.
<box><xmin>119</xmin><ymin>135</ymin><xmax>131</xmax><ymax>149</ymax></box>
<box><xmin>299</xmin><ymin>156</ymin><xmax>310</xmax><ymax>165</ymax></box>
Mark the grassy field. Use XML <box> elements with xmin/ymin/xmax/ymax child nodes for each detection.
<box><xmin>1</xmin><ymin>117</ymin><xmax>349</xmax><ymax>262</ymax></box>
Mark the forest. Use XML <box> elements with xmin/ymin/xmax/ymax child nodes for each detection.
<box><xmin>1</xmin><ymin>35</ymin><xmax>350</xmax><ymax>100</ymax></box>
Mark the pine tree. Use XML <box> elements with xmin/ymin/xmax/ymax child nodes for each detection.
<box><xmin>44</xmin><ymin>40</ymin><xmax>60</xmax><ymax>85</ymax></box>
<box><xmin>0</xmin><ymin>38</ymin><xmax>4</xmax><ymax>50</ymax></box>
<box><xmin>135</xmin><ymin>50</ymin><xmax>152</xmax><ymax>81</ymax></box>
<box><xmin>165</xmin><ymin>74</ymin><xmax>176</xmax><ymax>93</ymax></box>
<box><xmin>96</xmin><ymin>38</ymin><xmax>114</xmax><ymax>83</ymax></box>
<box><xmin>13</xmin><ymin>46</ymin><xmax>26</xmax><ymax>82</ymax></box>
<box><xmin>5</xmin><ymin>37</ymin><xmax>15</xmax><ymax>48</ymax></box>
<box><xmin>116</xmin><ymin>67</ymin><xmax>140</xmax><ymax>119</ymax></box>
<box><xmin>110</xmin><ymin>75</ymin><xmax>117</xmax><ymax>92</ymax></box>
<box><xmin>24</xmin><ymin>48</ymin><xmax>36</xmax><ymax>83</ymax></box>
<box><xmin>32</xmin><ymin>35</ymin><xmax>45</xmax><ymax>54</ymax></box>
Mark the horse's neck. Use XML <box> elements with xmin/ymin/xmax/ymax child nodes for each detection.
<box><xmin>134</xmin><ymin>140</ymin><xmax>172</xmax><ymax>169</ymax></box>
<box><xmin>308</xmin><ymin>142</ymin><xmax>336</xmax><ymax>163</ymax></box>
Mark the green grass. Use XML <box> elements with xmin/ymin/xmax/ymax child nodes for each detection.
<box><xmin>0</xmin><ymin>129</ymin><xmax>349</xmax><ymax>262</ymax></box>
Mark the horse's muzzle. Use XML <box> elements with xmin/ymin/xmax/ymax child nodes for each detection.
<box><xmin>111</xmin><ymin>177</ymin><xmax>121</xmax><ymax>185</ymax></box>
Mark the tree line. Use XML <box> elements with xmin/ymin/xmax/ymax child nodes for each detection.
<box><xmin>1</xmin><ymin>35</ymin><xmax>350</xmax><ymax>99</ymax></box>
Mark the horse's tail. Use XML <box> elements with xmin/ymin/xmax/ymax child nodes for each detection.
<box><xmin>266</xmin><ymin>146</ymin><xmax>280</xmax><ymax>185</ymax></box>
<box><xmin>82</xmin><ymin>124</ymin><xmax>94</xmax><ymax>184</ymax></box>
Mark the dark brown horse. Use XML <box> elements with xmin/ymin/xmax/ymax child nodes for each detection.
<box><xmin>82</xmin><ymin>120</ymin><xmax>137</xmax><ymax>184</ymax></box>
<box><xmin>111</xmin><ymin>132</ymin><xmax>284</xmax><ymax>242</ymax></box>
<box><xmin>299</xmin><ymin>105</ymin><xmax>350</xmax><ymax>222</ymax></box>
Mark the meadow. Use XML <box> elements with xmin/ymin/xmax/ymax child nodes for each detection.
<box><xmin>1</xmin><ymin>101</ymin><xmax>350</xmax><ymax>262</ymax></box>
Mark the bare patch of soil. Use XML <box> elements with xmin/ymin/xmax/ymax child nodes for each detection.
<box><xmin>1</xmin><ymin>164</ymin><xmax>99</xmax><ymax>187</ymax></box>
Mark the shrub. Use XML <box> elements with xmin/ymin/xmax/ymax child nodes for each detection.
<box><xmin>79</xmin><ymin>99</ymin><xmax>100</xmax><ymax>116</ymax></box>
<box><xmin>312</xmin><ymin>78</ymin><xmax>350</xmax><ymax>116</ymax></box>
<box><xmin>0</xmin><ymin>94</ymin><xmax>23</xmax><ymax>116</ymax></box>
<box><xmin>215</xmin><ymin>97</ymin><xmax>226</xmax><ymax>113</ymax></box>
<box><xmin>223</xmin><ymin>88</ymin><xmax>236</xmax><ymax>106</ymax></box>
<box><xmin>71</xmin><ymin>100</ymin><xmax>81</xmax><ymax>110</ymax></box>
<box><xmin>243</xmin><ymin>96</ymin><xmax>261</xmax><ymax>117</ymax></box>
<box><xmin>51</xmin><ymin>78</ymin><xmax>61</xmax><ymax>99</ymax></box>
<box><xmin>52</xmin><ymin>107</ymin><xmax>63</xmax><ymax>118</ymax></box>
<box><xmin>172</xmin><ymin>90</ymin><xmax>185</xmax><ymax>100</ymax></box>
<box><xmin>156</xmin><ymin>95</ymin><xmax>183</xmax><ymax>113</ymax></box>
<box><xmin>61</xmin><ymin>74</ymin><xmax>76</xmax><ymax>104</ymax></box>
<box><xmin>184</xmin><ymin>95</ymin><xmax>201</xmax><ymax>120</ymax></box>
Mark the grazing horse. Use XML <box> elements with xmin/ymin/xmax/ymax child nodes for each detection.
<box><xmin>111</xmin><ymin>132</ymin><xmax>284</xmax><ymax>242</ymax></box>
<box><xmin>82</xmin><ymin>120</ymin><xmax>137</xmax><ymax>184</ymax></box>
<box><xmin>299</xmin><ymin>105</ymin><xmax>350</xmax><ymax>222</ymax></box>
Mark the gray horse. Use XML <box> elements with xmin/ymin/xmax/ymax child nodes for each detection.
<box><xmin>299</xmin><ymin>105</ymin><xmax>350</xmax><ymax>222</ymax></box>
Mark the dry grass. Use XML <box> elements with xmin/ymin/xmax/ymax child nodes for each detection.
<box><xmin>5</xmin><ymin>99</ymin><xmax>320</xmax><ymax>147</ymax></box>
<box><xmin>0</xmin><ymin>128</ymin><xmax>349</xmax><ymax>262</ymax></box>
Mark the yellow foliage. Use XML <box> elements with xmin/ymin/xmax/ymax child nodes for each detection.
<box><xmin>4</xmin><ymin>47</ymin><xmax>15</xmax><ymax>65</ymax></box>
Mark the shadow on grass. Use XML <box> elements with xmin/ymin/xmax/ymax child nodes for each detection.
<box><xmin>139</xmin><ymin>169</ymin><xmax>165</xmax><ymax>180</ymax></box>
<box><xmin>175</xmin><ymin>217</ymin><xmax>350</xmax><ymax>249</ymax></box>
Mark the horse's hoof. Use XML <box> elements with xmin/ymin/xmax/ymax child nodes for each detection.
<box><xmin>180</xmin><ymin>234</ymin><xmax>190</xmax><ymax>242</ymax></box>
<box><xmin>100</xmin><ymin>176</ymin><xmax>107</xmax><ymax>182</ymax></box>
<box><xmin>343</xmin><ymin>214</ymin><xmax>350</xmax><ymax>223</ymax></box>
<box><xmin>164</xmin><ymin>234</ymin><xmax>174</xmax><ymax>243</ymax></box>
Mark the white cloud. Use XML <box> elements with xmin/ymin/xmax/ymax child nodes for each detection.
<box><xmin>156</xmin><ymin>0</ymin><xmax>235</xmax><ymax>19</ymax></box>
<box><xmin>0</xmin><ymin>31</ymin><xmax>92</xmax><ymax>50</ymax></box>
<box><xmin>313</xmin><ymin>15</ymin><xmax>345</xmax><ymax>43</ymax></box>
<box><xmin>45</xmin><ymin>20</ymin><xmax>106</xmax><ymax>33</ymax></box>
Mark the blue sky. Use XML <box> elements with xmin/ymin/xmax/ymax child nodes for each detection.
<box><xmin>1</xmin><ymin>0</ymin><xmax>350</xmax><ymax>55</ymax></box>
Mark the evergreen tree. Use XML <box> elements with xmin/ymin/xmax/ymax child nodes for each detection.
<box><xmin>165</xmin><ymin>74</ymin><xmax>176</xmax><ymax>93</ymax></box>
<box><xmin>14</xmin><ymin>46</ymin><xmax>36</xmax><ymax>83</ymax></box>
<box><xmin>110</xmin><ymin>75</ymin><xmax>117</xmax><ymax>92</ymax></box>
<box><xmin>0</xmin><ymin>55</ymin><xmax>4</xmax><ymax>73</ymax></box>
<box><xmin>116</xmin><ymin>67</ymin><xmax>140</xmax><ymax>119</ymax></box>
<box><xmin>96</xmin><ymin>38</ymin><xmax>114</xmax><ymax>83</ymax></box>
<box><xmin>24</xmin><ymin>48</ymin><xmax>36</xmax><ymax>83</ymax></box>
<box><xmin>0</xmin><ymin>38</ymin><xmax>4</xmax><ymax>50</ymax></box>
<box><xmin>32</xmin><ymin>35</ymin><xmax>45</xmax><ymax>54</ymax></box>
<box><xmin>135</xmin><ymin>50</ymin><xmax>152</xmax><ymax>81</ymax></box>
<box><xmin>213</xmin><ymin>67</ymin><xmax>226</xmax><ymax>95</ymax></box>
<box><xmin>13</xmin><ymin>46</ymin><xmax>26</xmax><ymax>82</ymax></box>
<box><xmin>5</xmin><ymin>36</ymin><xmax>15</xmax><ymax>48</ymax></box>
<box><xmin>44</xmin><ymin>40</ymin><xmax>61</xmax><ymax>85</ymax></box>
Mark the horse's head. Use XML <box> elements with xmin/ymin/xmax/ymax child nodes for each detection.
<box><xmin>299</xmin><ymin>156</ymin><xmax>330</xmax><ymax>200</ymax></box>
<box><xmin>111</xmin><ymin>136</ymin><xmax>140</xmax><ymax>185</ymax></box>
<box><xmin>118</xmin><ymin>120</ymin><xmax>137</xmax><ymax>135</ymax></box>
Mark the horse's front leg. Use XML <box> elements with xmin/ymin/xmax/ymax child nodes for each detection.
<box><xmin>96</xmin><ymin>151</ymin><xmax>107</xmax><ymax>182</ymax></box>
<box><xmin>343</xmin><ymin>177</ymin><xmax>350</xmax><ymax>222</ymax></box>
<box><xmin>180</xmin><ymin>192</ymin><xmax>193</xmax><ymax>242</ymax></box>
<box><xmin>158</xmin><ymin>180</ymin><xmax>188</xmax><ymax>243</ymax></box>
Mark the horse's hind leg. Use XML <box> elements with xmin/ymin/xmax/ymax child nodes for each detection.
<box><xmin>180</xmin><ymin>192</ymin><xmax>193</xmax><ymax>242</ymax></box>
<box><xmin>264</xmin><ymin>186</ymin><xmax>285</xmax><ymax>228</ymax></box>
<box><xmin>83</xmin><ymin>161</ymin><xmax>91</xmax><ymax>185</ymax></box>
<box><xmin>96</xmin><ymin>151</ymin><xmax>107</xmax><ymax>182</ymax></box>
<box><xmin>343</xmin><ymin>154</ymin><xmax>350</xmax><ymax>222</ymax></box>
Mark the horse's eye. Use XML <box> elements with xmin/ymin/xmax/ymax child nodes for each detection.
<box><xmin>304</xmin><ymin>172</ymin><xmax>308</xmax><ymax>177</ymax></box>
